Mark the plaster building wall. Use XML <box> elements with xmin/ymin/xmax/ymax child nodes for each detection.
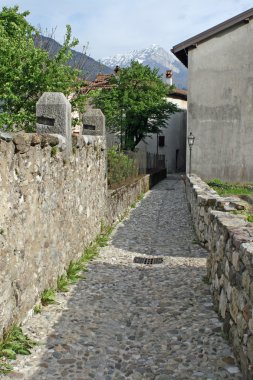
<box><xmin>187</xmin><ymin>20</ymin><xmax>253</xmax><ymax>182</ymax></box>
<box><xmin>145</xmin><ymin>97</ymin><xmax>187</xmax><ymax>173</ymax></box>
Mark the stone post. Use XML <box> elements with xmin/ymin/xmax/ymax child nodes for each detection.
<box><xmin>36</xmin><ymin>92</ymin><xmax>72</xmax><ymax>155</ymax></box>
<box><xmin>82</xmin><ymin>109</ymin><xmax>105</xmax><ymax>136</ymax></box>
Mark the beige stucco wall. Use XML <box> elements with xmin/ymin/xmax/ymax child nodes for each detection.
<box><xmin>188</xmin><ymin>20</ymin><xmax>253</xmax><ymax>182</ymax></box>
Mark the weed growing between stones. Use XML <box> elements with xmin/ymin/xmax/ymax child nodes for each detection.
<box><xmin>37</xmin><ymin>223</ymin><xmax>114</xmax><ymax>312</ymax></box>
<box><xmin>66</xmin><ymin>261</ymin><xmax>85</xmax><ymax>283</ymax></box>
<box><xmin>82</xmin><ymin>244</ymin><xmax>99</xmax><ymax>262</ymax></box>
<box><xmin>137</xmin><ymin>192</ymin><xmax>145</xmax><ymax>202</ymax></box>
<box><xmin>131</xmin><ymin>191</ymin><xmax>145</xmax><ymax>207</ymax></box>
<box><xmin>231</xmin><ymin>209</ymin><xmax>253</xmax><ymax>223</ymax></box>
<box><xmin>247</xmin><ymin>214</ymin><xmax>253</xmax><ymax>222</ymax></box>
<box><xmin>95</xmin><ymin>224</ymin><xmax>113</xmax><ymax>248</ymax></box>
<box><xmin>0</xmin><ymin>361</ymin><xmax>12</xmax><ymax>375</ymax></box>
<box><xmin>0</xmin><ymin>326</ymin><xmax>37</xmax><ymax>374</ymax></box>
<box><xmin>33</xmin><ymin>304</ymin><xmax>42</xmax><ymax>314</ymax></box>
<box><xmin>124</xmin><ymin>192</ymin><xmax>146</xmax><ymax>217</ymax></box>
<box><xmin>41</xmin><ymin>289</ymin><xmax>56</xmax><ymax>306</ymax></box>
<box><xmin>50</xmin><ymin>146</ymin><xmax>58</xmax><ymax>157</ymax></box>
<box><xmin>57</xmin><ymin>275</ymin><xmax>69</xmax><ymax>292</ymax></box>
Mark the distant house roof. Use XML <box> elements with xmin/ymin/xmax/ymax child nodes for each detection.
<box><xmin>171</xmin><ymin>7</ymin><xmax>253</xmax><ymax>67</ymax></box>
<box><xmin>81</xmin><ymin>73</ymin><xmax>114</xmax><ymax>94</ymax></box>
<box><xmin>94</xmin><ymin>74</ymin><xmax>113</xmax><ymax>83</ymax></box>
<box><xmin>169</xmin><ymin>88</ymin><xmax>187</xmax><ymax>101</ymax></box>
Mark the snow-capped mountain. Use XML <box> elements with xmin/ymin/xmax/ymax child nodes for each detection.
<box><xmin>101</xmin><ymin>44</ymin><xmax>187</xmax><ymax>89</ymax></box>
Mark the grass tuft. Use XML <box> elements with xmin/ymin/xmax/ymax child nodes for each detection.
<box><xmin>81</xmin><ymin>244</ymin><xmax>98</xmax><ymax>263</ymax></box>
<box><xmin>57</xmin><ymin>275</ymin><xmax>69</xmax><ymax>292</ymax></box>
<box><xmin>41</xmin><ymin>289</ymin><xmax>56</xmax><ymax>306</ymax></box>
<box><xmin>66</xmin><ymin>261</ymin><xmax>85</xmax><ymax>283</ymax></box>
<box><xmin>0</xmin><ymin>361</ymin><xmax>12</xmax><ymax>374</ymax></box>
<box><xmin>33</xmin><ymin>304</ymin><xmax>42</xmax><ymax>314</ymax></box>
<box><xmin>247</xmin><ymin>214</ymin><xmax>253</xmax><ymax>223</ymax></box>
<box><xmin>207</xmin><ymin>178</ymin><xmax>253</xmax><ymax>196</ymax></box>
<box><xmin>0</xmin><ymin>326</ymin><xmax>36</xmax><ymax>373</ymax></box>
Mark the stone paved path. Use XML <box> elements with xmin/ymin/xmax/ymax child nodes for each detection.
<box><xmin>3</xmin><ymin>177</ymin><xmax>243</xmax><ymax>380</ymax></box>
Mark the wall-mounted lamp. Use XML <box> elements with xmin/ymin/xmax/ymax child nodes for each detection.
<box><xmin>187</xmin><ymin>132</ymin><xmax>195</xmax><ymax>175</ymax></box>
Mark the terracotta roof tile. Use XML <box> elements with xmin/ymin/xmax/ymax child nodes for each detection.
<box><xmin>81</xmin><ymin>74</ymin><xmax>114</xmax><ymax>94</ymax></box>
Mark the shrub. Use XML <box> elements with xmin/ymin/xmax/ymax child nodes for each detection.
<box><xmin>107</xmin><ymin>147</ymin><xmax>138</xmax><ymax>187</ymax></box>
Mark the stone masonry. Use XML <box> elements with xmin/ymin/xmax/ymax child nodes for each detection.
<box><xmin>0</xmin><ymin>130</ymin><xmax>107</xmax><ymax>338</ymax></box>
<box><xmin>2</xmin><ymin>177</ymin><xmax>242</xmax><ymax>379</ymax></box>
<box><xmin>186</xmin><ymin>174</ymin><xmax>253</xmax><ymax>379</ymax></box>
<box><xmin>0</xmin><ymin>93</ymin><xmax>150</xmax><ymax>341</ymax></box>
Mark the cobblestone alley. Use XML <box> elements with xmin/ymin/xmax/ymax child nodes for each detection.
<box><xmin>3</xmin><ymin>177</ymin><xmax>243</xmax><ymax>380</ymax></box>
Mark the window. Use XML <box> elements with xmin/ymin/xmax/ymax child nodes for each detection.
<box><xmin>159</xmin><ymin>136</ymin><xmax>165</xmax><ymax>147</ymax></box>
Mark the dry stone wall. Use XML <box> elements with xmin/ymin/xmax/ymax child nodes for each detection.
<box><xmin>0</xmin><ymin>93</ymin><xmax>151</xmax><ymax>340</ymax></box>
<box><xmin>107</xmin><ymin>175</ymin><xmax>150</xmax><ymax>225</ymax></box>
<box><xmin>186</xmin><ymin>175</ymin><xmax>253</xmax><ymax>379</ymax></box>
<box><xmin>0</xmin><ymin>131</ymin><xmax>107</xmax><ymax>336</ymax></box>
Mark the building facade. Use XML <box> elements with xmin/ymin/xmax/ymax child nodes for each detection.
<box><xmin>141</xmin><ymin>89</ymin><xmax>187</xmax><ymax>173</ymax></box>
<box><xmin>172</xmin><ymin>8</ymin><xmax>253</xmax><ymax>182</ymax></box>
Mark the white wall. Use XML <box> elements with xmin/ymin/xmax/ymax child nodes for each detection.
<box><xmin>144</xmin><ymin>97</ymin><xmax>187</xmax><ymax>173</ymax></box>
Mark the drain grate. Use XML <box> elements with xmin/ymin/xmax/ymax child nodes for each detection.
<box><xmin>134</xmin><ymin>257</ymin><xmax>163</xmax><ymax>265</ymax></box>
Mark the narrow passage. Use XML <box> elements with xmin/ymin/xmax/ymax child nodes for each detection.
<box><xmin>4</xmin><ymin>177</ymin><xmax>243</xmax><ymax>380</ymax></box>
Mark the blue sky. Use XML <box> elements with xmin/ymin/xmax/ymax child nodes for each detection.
<box><xmin>1</xmin><ymin>0</ymin><xmax>253</xmax><ymax>59</ymax></box>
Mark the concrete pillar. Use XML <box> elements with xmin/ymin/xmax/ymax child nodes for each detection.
<box><xmin>82</xmin><ymin>109</ymin><xmax>105</xmax><ymax>136</ymax></box>
<box><xmin>36</xmin><ymin>92</ymin><xmax>72</xmax><ymax>155</ymax></box>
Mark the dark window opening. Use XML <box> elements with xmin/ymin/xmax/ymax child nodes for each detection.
<box><xmin>159</xmin><ymin>136</ymin><xmax>165</xmax><ymax>147</ymax></box>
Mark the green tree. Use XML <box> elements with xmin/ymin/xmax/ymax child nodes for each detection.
<box><xmin>92</xmin><ymin>61</ymin><xmax>178</xmax><ymax>150</ymax></box>
<box><xmin>0</xmin><ymin>6</ymin><xmax>86</xmax><ymax>131</ymax></box>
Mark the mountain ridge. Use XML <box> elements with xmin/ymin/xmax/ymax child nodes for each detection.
<box><xmin>101</xmin><ymin>45</ymin><xmax>187</xmax><ymax>89</ymax></box>
<box><xmin>35</xmin><ymin>35</ymin><xmax>113</xmax><ymax>81</ymax></box>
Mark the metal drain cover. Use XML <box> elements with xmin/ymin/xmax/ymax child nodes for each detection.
<box><xmin>134</xmin><ymin>257</ymin><xmax>163</xmax><ymax>265</ymax></box>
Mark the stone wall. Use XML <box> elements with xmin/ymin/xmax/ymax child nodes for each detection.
<box><xmin>186</xmin><ymin>174</ymin><xmax>253</xmax><ymax>379</ymax></box>
<box><xmin>0</xmin><ymin>132</ymin><xmax>107</xmax><ymax>337</ymax></box>
<box><xmin>107</xmin><ymin>175</ymin><xmax>150</xmax><ymax>225</ymax></box>
<box><xmin>0</xmin><ymin>93</ymin><xmax>152</xmax><ymax>340</ymax></box>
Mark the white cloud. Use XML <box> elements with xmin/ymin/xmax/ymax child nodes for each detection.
<box><xmin>1</xmin><ymin>0</ymin><xmax>253</xmax><ymax>58</ymax></box>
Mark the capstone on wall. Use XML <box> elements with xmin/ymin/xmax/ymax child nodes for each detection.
<box><xmin>186</xmin><ymin>174</ymin><xmax>253</xmax><ymax>379</ymax></box>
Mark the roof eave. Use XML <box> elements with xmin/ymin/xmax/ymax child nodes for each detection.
<box><xmin>171</xmin><ymin>7</ymin><xmax>253</xmax><ymax>67</ymax></box>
